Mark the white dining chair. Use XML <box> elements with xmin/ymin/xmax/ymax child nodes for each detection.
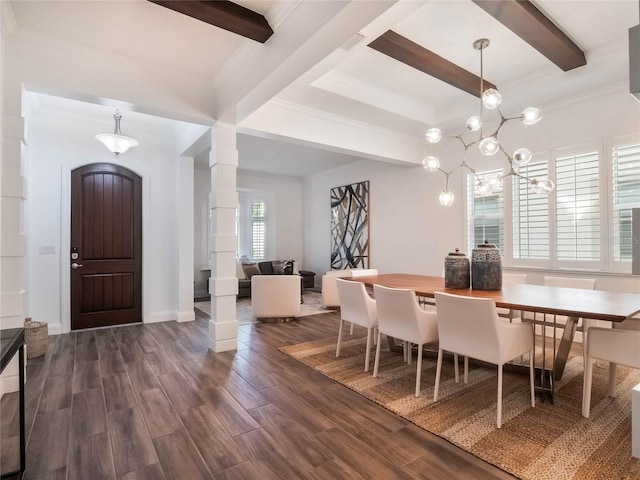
<box><xmin>372</xmin><ymin>284</ymin><xmax>438</xmax><ymax>397</ymax></box>
<box><xmin>582</xmin><ymin>317</ymin><xmax>640</xmax><ymax>418</ymax></box>
<box><xmin>434</xmin><ymin>292</ymin><xmax>535</xmax><ymax>428</ymax></box>
<box><xmin>335</xmin><ymin>278</ymin><xmax>378</xmax><ymax>372</ymax></box>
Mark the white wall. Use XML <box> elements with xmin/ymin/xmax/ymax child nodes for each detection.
<box><xmin>24</xmin><ymin>107</ymin><xmax>187</xmax><ymax>333</ymax></box>
<box><xmin>303</xmin><ymin>159</ymin><xmax>465</xmax><ymax>281</ymax></box>
<box><xmin>194</xmin><ymin>163</ymin><xmax>210</xmax><ymax>297</ymax></box>
<box><xmin>237</xmin><ymin>171</ymin><xmax>303</xmax><ymax>265</ymax></box>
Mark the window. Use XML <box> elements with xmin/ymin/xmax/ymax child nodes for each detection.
<box><xmin>555</xmin><ymin>150</ymin><xmax>600</xmax><ymax>262</ymax></box>
<box><xmin>251</xmin><ymin>201</ymin><xmax>265</xmax><ymax>260</ymax></box>
<box><xmin>613</xmin><ymin>143</ymin><xmax>640</xmax><ymax>262</ymax></box>
<box><xmin>466</xmin><ymin>139</ymin><xmax>638</xmax><ymax>272</ymax></box>
<box><xmin>513</xmin><ymin>160</ymin><xmax>550</xmax><ymax>259</ymax></box>
<box><xmin>467</xmin><ymin>169</ymin><xmax>503</xmax><ymax>253</ymax></box>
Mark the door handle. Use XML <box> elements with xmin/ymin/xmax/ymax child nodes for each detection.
<box><xmin>71</xmin><ymin>263</ymin><xmax>84</xmax><ymax>269</ymax></box>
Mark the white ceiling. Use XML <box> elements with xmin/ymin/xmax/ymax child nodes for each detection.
<box><xmin>8</xmin><ymin>0</ymin><xmax>640</xmax><ymax>177</ymax></box>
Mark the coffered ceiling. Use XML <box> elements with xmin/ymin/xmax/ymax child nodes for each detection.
<box><xmin>6</xmin><ymin>0</ymin><xmax>639</xmax><ymax>176</ymax></box>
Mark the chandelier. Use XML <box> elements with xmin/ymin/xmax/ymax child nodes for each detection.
<box><xmin>95</xmin><ymin>109</ymin><xmax>139</xmax><ymax>157</ymax></box>
<box><xmin>423</xmin><ymin>38</ymin><xmax>555</xmax><ymax>206</ymax></box>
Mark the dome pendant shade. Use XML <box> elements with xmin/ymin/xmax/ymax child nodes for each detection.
<box><xmin>96</xmin><ymin>110</ymin><xmax>139</xmax><ymax>156</ymax></box>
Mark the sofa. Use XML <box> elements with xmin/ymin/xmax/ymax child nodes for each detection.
<box><xmin>237</xmin><ymin>260</ymin><xmax>296</xmax><ymax>298</ymax></box>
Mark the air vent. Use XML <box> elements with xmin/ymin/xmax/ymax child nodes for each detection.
<box><xmin>341</xmin><ymin>33</ymin><xmax>366</xmax><ymax>52</ymax></box>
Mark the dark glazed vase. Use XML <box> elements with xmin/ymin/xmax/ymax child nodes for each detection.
<box><xmin>444</xmin><ymin>248</ymin><xmax>470</xmax><ymax>289</ymax></box>
<box><xmin>471</xmin><ymin>240</ymin><xmax>502</xmax><ymax>290</ymax></box>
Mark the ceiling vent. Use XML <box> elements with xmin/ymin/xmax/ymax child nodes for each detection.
<box><xmin>341</xmin><ymin>33</ymin><xmax>366</xmax><ymax>52</ymax></box>
<box><xmin>630</xmin><ymin>0</ymin><xmax>640</xmax><ymax>102</ymax></box>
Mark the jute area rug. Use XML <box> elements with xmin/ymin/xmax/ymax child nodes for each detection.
<box><xmin>195</xmin><ymin>290</ymin><xmax>332</xmax><ymax>325</ymax></box>
<box><xmin>280</xmin><ymin>332</ymin><xmax>640</xmax><ymax>480</ymax></box>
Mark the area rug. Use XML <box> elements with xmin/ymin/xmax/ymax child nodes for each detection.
<box><xmin>195</xmin><ymin>291</ymin><xmax>333</xmax><ymax>325</ymax></box>
<box><xmin>280</xmin><ymin>334</ymin><xmax>640</xmax><ymax>480</ymax></box>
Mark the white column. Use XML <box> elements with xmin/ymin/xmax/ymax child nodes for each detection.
<box><xmin>1</xmin><ymin>93</ymin><xmax>27</xmax><ymax>394</ymax></box>
<box><xmin>208</xmin><ymin>122</ymin><xmax>239</xmax><ymax>352</ymax></box>
<box><xmin>177</xmin><ymin>156</ymin><xmax>195</xmax><ymax>322</ymax></box>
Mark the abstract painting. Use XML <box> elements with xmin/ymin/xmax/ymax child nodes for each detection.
<box><xmin>330</xmin><ymin>181</ymin><xmax>369</xmax><ymax>269</ymax></box>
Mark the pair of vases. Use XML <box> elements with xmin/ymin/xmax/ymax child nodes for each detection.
<box><xmin>444</xmin><ymin>241</ymin><xmax>502</xmax><ymax>291</ymax></box>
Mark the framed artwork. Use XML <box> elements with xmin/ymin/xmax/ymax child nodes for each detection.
<box><xmin>330</xmin><ymin>181</ymin><xmax>369</xmax><ymax>269</ymax></box>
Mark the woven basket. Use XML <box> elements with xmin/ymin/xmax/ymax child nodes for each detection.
<box><xmin>24</xmin><ymin>319</ymin><xmax>48</xmax><ymax>359</ymax></box>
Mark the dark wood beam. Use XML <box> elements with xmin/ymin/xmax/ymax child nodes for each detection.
<box><xmin>472</xmin><ymin>0</ymin><xmax>586</xmax><ymax>71</ymax></box>
<box><xmin>149</xmin><ymin>0</ymin><xmax>273</xmax><ymax>43</ymax></box>
<box><xmin>368</xmin><ymin>30</ymin><xmax>496</xmax><ymax>98</ymax></box>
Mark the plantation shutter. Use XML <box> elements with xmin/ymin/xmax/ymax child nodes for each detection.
<box><xmin>555</xmin><ymin>151</ymin><xmax>600</xmax><ymax>261</ymax></box>
<box><xmin>513</xmin><ymin>161</ymin><xmax>550</xmax><ymax>259</ymax></box>
<box><xmin>612</xmin><ymin>143</ymin><xmax>640</xmax><ymax>261</ymax></box>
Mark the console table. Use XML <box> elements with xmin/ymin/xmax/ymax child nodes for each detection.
<box><xmin>1</xmin><ymin>328</ymin><xmax>25</xmax><ymax>480</ymax></box>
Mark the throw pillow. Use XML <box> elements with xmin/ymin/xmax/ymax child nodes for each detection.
<box><xmin>283</xmin><ymin>260</ymin><xmax>294</xmax><ymax>275</ymax></box>
<box><xmin>272</xmin><ymin>260</ymin><xmax>288</xmax><ymax>275</ymax></box>
<box><xmin>242</xmin><ymin>263</ymin><xmax>262</xmax><ymax>279</ymax></box>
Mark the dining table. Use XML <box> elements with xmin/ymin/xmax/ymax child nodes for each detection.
<box><xmin>348</xmin><ymin>273</ymin><xmax>640</xmax><ymax>399</ymax></box>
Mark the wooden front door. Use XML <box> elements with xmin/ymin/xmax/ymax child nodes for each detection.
<box><xmin>70</xmin><ymin>163</ymin><xmax>142</xmax><ymax>330</ymax></box>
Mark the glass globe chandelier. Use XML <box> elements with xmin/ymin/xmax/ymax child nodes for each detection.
<box><xmin>95</xmin><ymin>109</ymin><xmax>139</xmax><ymax>157</ymax></box>
<box><xmin>422</xmin><ymin>38</ymin><xmax>554</xmax><ymax>206</ymax></box>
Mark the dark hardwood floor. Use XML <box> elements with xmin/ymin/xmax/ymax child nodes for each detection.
<box><xmin>5</xmin><ymin>310</ymin><xmax>516</xmax><ymax>479</ymax></box>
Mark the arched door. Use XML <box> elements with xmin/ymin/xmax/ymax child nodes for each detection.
<box><xmin>70</xmin><ymin>163</ymin><xmax>142</xmax><ymax>330</ymax></box>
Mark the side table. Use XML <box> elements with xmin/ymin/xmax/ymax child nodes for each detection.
<box><xmin>299</xmin><ymin>270</ymin><xmax>316</xmax><ymax>289</ymax></box>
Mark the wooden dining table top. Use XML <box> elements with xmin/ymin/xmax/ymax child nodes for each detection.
<box><xmin>349</xmin><ymin>273</ymin><xmax>640</xmax><ymax>323</ymax></box>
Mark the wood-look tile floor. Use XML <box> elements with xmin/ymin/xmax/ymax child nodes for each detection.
<box><xmin>8</xmin><ymin>311</ymin><xmax>516</xmax><ymax>480</ymax></box>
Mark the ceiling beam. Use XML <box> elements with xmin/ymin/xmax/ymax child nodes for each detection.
<box><xmin>472</xmin><ymin>0</ymin><xmax>586</xmax><ymax>71</ymax></box>
<box><xmin>368</xmin><ymin>30</ymin><xmax>496</xmax><ymax>98</ymax></box>
<box><xmin>149</xmin><ymin>0</ymin><xmax>273</xmax><ymax>43</ymax></box>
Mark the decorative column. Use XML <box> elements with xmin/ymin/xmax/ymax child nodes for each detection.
<box><xmin>177</xmin><ymin>156</ymin><xmax>195</xmax><ymax>323</ymax></box>
<box><xmin>1</xmin><ymin>109</ymin><xmax>27</xmax><ymax>395</ymax></box>
<box><xmin>208</xmin><ymin>122</ymin><xmax>238</xmax><ymax>352</ymax></box>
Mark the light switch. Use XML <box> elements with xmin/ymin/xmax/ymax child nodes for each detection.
<box><xmin>39</xmin><ymin>244</ymin><xmax>56</xmax><ymax>255</ymax></box>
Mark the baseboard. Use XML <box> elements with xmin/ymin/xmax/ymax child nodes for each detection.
<box><xmin>47</xmin><ymin>322</ymin><xmax>62</xmax><ymax>335</ymax></box>
<box><xmin>145</xmin><ymin>311</ymin><xmax>176</xmax><ymax>324</ymax></box>
<box><xmin>0</xmin><ymin>374</ymin><xmax>19</xmax><ymax>396</ymax></box>
<box><xmin>177</xmin><ymin>311</ymin><xmax>195</xmax><ymax>323</ymax></box>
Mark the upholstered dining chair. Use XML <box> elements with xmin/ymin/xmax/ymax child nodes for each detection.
<box><xmin>335</xmin><ymin>278</ymin><xmax>378</xmax><ymax>372</ymax></box>
<box><xmin>582</xmin><ymin>318</ymin><xmax>640</xmax><ymax>418</ymax></box>
<box><xmin>434</xmin><ymin>292</ymin><xmax>535</xmax><ymax>428</ymax></box>
<box><xmin>372</xmin><ymin>284</ymin><xmax>438</xmax><ymax>397</ymax></box>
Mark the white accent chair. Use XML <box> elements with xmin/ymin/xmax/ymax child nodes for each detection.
<box><xmin>434</xmin><ymin>292</ymin><xmax>535</xmax><ymax>428</ymax></box>
<box><xmin>335</xmin><ymin>278</ymin><xmax>378</xmax><ymax>372</ymax></box>
<box><xmin>582</xmin><ymin>318</ymin><xmax>640</xmax><ymax>418</ymax></box>
<box><xmin>321</xmin><ymin>269</ymin><xmax>378</xmax><ymax>308</ymax></box>
<box><xmin>373</xmin><ymin>284</ymin><xmax>438</xmax><ymax>397</ymax></box>
<box><xmin>251</xmin><ymin>275</ymin><xmax>301</xmax><ymax>321</ymax></box>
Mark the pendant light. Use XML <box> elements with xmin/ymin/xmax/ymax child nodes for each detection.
<box><xmin>95</xmin><ymin>109</ymin><xmax>139</xmax><ymax>156</ymax></box>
